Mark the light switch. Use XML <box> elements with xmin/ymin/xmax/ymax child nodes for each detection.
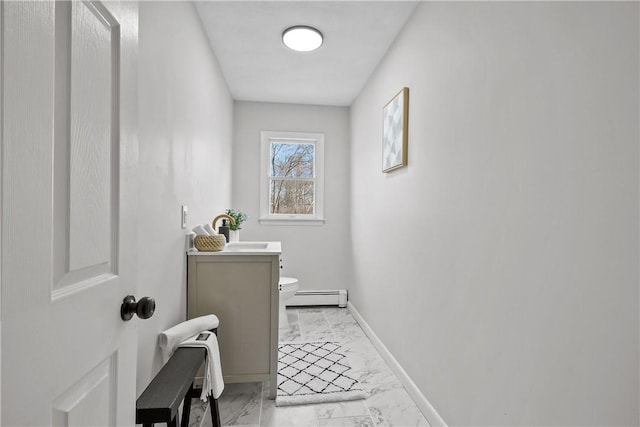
<box><xmin>181</xmin><ymin>205</ymin><xmax>188</xmax><ymax>229</ymax></box>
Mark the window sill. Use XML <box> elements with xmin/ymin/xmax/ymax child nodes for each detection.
<box><xmin>259</xmin><ymin>217</ymin><xmax>325</xmax><ymax>226</ymax></box>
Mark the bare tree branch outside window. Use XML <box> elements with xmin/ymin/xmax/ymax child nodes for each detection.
<box><xmin>270</xmin><ymin>142</ymin><xmax>315</xmax><ymax>215</ymax></box>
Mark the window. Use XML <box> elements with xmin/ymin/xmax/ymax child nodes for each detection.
<box><xmin>260</xmin><ymin>131</ymin><xmax>324</xmax><ymax>224</ymax></box>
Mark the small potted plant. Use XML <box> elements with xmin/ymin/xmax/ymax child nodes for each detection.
<box><xmin>225</xmin><ymin>209</ymin><xmax>248</xmax><ymax>242</ymax></box>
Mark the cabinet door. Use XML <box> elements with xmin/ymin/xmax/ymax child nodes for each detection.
<box><xmin>192</xmin><ymin>259</ymin><xmax>273</xmax><ymax>376</ymax></box>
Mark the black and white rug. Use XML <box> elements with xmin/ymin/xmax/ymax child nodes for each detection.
<box><xmin>276</xmin><ymin>341</ymin><xmax>367</xmax><ymax>407</ymax></box>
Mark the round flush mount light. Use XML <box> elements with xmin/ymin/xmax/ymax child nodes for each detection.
<box><xmin>282</xmin><ymin>26</ymin><xmax>323</xmax><ymax>52</ymax></box>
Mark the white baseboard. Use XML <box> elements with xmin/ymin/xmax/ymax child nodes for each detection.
<box><xmin>347</xmin><ymin>302</ymin><xmax>447</xmax><ymax>427</ymax></box>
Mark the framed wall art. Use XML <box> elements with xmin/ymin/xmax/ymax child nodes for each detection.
<box><xmin>382</xmin><ymin>87</ymin><xmax>409</xmax><ymax>173</ymax></box>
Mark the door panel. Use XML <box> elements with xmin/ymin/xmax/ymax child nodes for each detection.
<box><xmin>52</xmin><ymin>354</ymin><xmax>116</xmax><ymax>427</ymax></box>
<box><xmin>1</xmin><ymin>1</ymin><xmax>138</xmax><ymax>425</ymax></box>
<box><xmin>54</xmin><ymin>0</ymin><xmax>119</xmax><ymax>295</ymax></box>
<box><xmin>68</xmin><ymin>0</ymin><xmax>115</xmax><ymax>274</ymax></box>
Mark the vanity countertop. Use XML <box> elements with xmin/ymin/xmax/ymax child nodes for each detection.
<box><xmin>187</xmin><ymin>241</ymin><xmax>281</xmax><ymax>256</ymax></box>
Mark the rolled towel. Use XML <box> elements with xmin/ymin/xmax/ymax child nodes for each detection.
<box><xmin>179</xmin><ymin>331</ymin><xmax>224</xmax><ymax>400</ymax></box>
<box><xmin>186</xmin><ymin>231</ymin><xmax>196</xmax><ymax>251</ymax></box>
<box><xmin>192</xmin><ymin>225</ymin><xmax>210</xmax><ymax>236</ymax></box>
<box><xmin>204</xmin><ymin>223</ymin><xmax>217</xmax><ymax>235</ymax></box>
<box><xmin>158</xmin><ymin>315</ymin><xmax>219</xmax><ymax>361</ymax></box>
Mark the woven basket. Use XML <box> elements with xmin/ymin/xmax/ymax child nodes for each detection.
<box><xmin>194</xmin><ymin>235</ymin><xmax>226</xmax><ymax>252</ymax></box>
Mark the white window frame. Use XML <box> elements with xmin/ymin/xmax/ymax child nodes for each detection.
<box><xmin>260</xmin><ymin>131</ymin><xmax>325</xmax><ymax>225</ymax></box>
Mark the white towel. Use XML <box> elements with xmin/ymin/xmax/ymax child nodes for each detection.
<box><xmin>179</xmin><ymin>331</ymin><xmax>224</xmax><ymax>400</ymax></box>
<box><xmin>158</xmin><ymin>315</ymin><xmax>219</xmax><ymax>362</ymax></box>
<box><xmin>192</xmin><ymin>225</ymin><xmax>210</xmax><ymax>236</ymax></box>
<box><xmin>186</xmin><ymin>232</ymin><xmax>196</xmax><ymax>251</ymax></box>
<box><xmin>204</xmin><ymin>223</ymin><xmax>217</xmax><ymax>235</ymax></box>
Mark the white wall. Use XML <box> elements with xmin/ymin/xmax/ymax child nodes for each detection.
<box><xmin>136</xmin><ymin>1</ymin><xmax>233</xmax><ymax>394</ymax></box>
<box><xmin>232</xmin><ymin>101</ymin><xmax>352</xmax><ymax>290</ymax></box>
<box><xmin>350</xmin><ymin>2</ymin><xmax>639</xmax><ymax>426</ymax></box>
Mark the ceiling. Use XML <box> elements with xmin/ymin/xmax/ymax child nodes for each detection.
<box><xmin>194</xmin><ymin>1</ymin><xmax>419</xmax><ymax>107</ymax></box>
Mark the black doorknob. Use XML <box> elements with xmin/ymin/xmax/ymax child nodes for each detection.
<box><xmin>121</xmin><ymin>295</ymin><xmax>156</xmax><ymax>321</ymax></box>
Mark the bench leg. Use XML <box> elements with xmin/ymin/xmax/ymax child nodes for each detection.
<box><xmin>209</xmin><ymin>394</ymin><xmax>221</xmax><ymax>427</ymax></box>
<box><xmin>168</xmin><ymin>416</ymin><xmax>178</xmax><ymax>427</ymax></box>
<box><xmin>181</xmin><ymin>383</ymin><xmax>194</xmax><ymax>427</ymax></box>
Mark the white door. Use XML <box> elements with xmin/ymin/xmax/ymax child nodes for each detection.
<box><xmin>1</xmin><ymin>1</ymin><xmax>139</xmax><ymax>425</ymax></box>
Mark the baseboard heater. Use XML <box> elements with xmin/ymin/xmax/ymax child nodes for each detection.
<box><xmin>286</xmin><ymin>290</ymin><xmax>348</xmax><ymax>308</ymax></box>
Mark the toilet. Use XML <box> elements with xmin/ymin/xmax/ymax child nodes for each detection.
<box><xmin>279</xmin><ymin>276</ymin><xmax>299</xmax><ymax>328</ymax></box>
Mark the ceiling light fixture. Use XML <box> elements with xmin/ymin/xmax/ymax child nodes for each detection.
<box><xmin>282</xmin><ymin>26</ymin><xmax>323</xmax><ymax>52</ymax></box>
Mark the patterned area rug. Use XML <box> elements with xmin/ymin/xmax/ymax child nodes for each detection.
<box><xmin>276</xmin><ymin>341</ymin><xmax>367</xmax><ymax>407</ymax></box>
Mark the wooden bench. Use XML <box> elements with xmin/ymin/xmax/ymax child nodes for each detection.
<box><xmin>136</xmin><ymin>346</ymin><xmax>221</xmax><ymax>427</ymax></box>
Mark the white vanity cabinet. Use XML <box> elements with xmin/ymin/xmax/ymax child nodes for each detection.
<box><xmin>187</xmin><ymin>242</ymin><xmax>281</xmax><ymax>398</ymax></box>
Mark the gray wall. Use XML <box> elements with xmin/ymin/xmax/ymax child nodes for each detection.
<box><xmin>349</xmin><ymin>2</ymin><xmax>639</xmax><ymax>425</ymax></box>
<box><xmin>232</xmin><ymin>101</ymin><xmax>353</xmax><ymax>290</ymax></box>
<box><xmin>136</xmin><ymin>1</ymin><xmax>233</xmax><ymax>395</ymax></box>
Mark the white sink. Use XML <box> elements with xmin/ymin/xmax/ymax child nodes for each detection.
<box><xmin>188</xmin><ymin>241</ymin><xmax>281</xmax><ymax>255</ymax></box>
<box><xmin>224</xmin><ymin>242</ymin><xmax>269</xmax><ymax>251</ymax></box>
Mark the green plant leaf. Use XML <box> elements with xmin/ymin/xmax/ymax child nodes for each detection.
<box><xmin>225</xmin><ymin>208</ymin><xmax>248</xmax><ymax>230</ymax></box>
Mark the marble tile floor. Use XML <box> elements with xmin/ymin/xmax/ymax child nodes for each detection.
<box><xmin>189</xmin><ymin>307</ymin><xmax>429</xmax><ymax>427</ymax></box>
